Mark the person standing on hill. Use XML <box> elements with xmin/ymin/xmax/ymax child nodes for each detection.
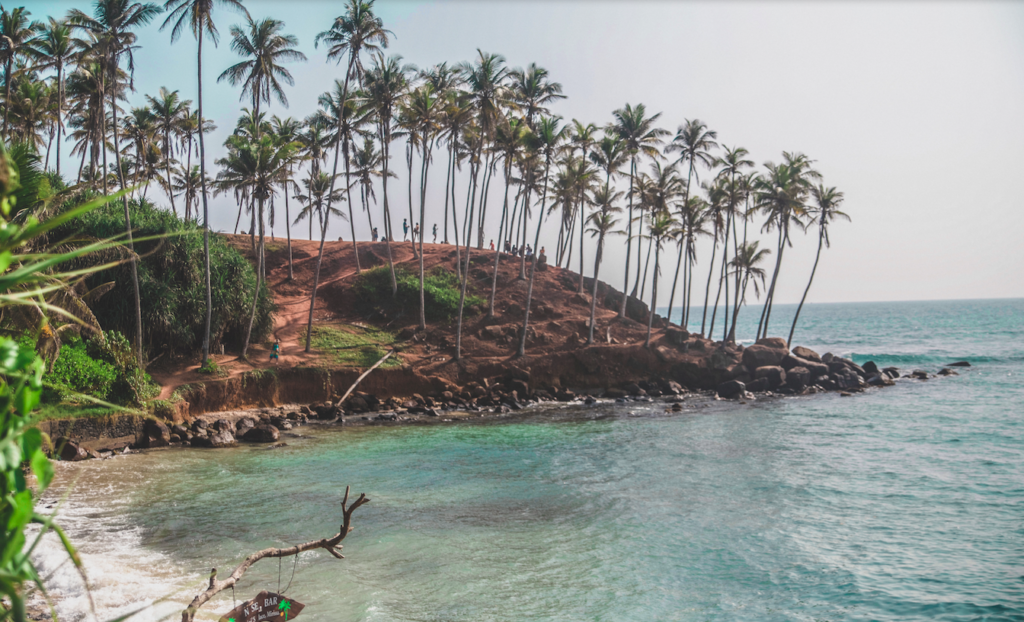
<box><xmin>433</xmin><ymin>223</ymin><xmax>438</xmax><ymax>243</ymax></box>
<box><xmin>414</xmin><ymin>223</ymin><xmax>420</xmax><ymax>240</ymax></box>
<box><xmin>403</xmin><ymin>218</ymin><xmax>409</xmax><ymax>241</ymax></box>
<box><xmin>489</xmin><ymin>239</ymin><xmax>495</xmax><ymax>251</ymax></box>
<box><xmin>372</xmin><ymin>227</ymin><xmax>379</xmax><ymax>242</ymax></box>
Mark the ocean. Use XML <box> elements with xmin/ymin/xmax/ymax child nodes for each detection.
<box><xmin>32</xmin><ymin>298</ymin><xmax>1024</xmax><ymax>622</ymax></box>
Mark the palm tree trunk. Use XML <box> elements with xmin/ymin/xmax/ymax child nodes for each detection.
<box><xmin>406</xmin><ymin>139</ymin><xmax>417</xmax><ymax>254</ymax></box>
<box><xmin>787</xmin><ymin>230</ymin><xmax>823</xmax><ymax>348</ymax></box>
<box><xmin>244</xmin><ymin>200</ymin><xmax>266</xmax><ymax>358</ymax></box>
<box><xmin>618</xmin><ymin>158</ymin><xmax>635</xmax><ymax>318</ymax></box>
<box><xmin>417</xmin><ymin>136</ymin><xmax>434</xmax><ymax>330</ymax></box>
<box><xmin>577</xmin><ymin>192</ymin><xmax>586</xmax><ymax>294</ymax></box>
<box><xmin>343</xmin><ymin>135</ymin><xmax>360</xmax><ymax>274</ymax></box>
<box><xmin>109</xmin><ymin>66</ymin><xmax>144</xmax><ymax>367</ymax></box>
<box><xmin>380</xmin><ymin>119</ymin><xmax>398</xmax><ymax>295</ymax></box>
<box><xmin>700</xmin><ymin>227</ymin><xmax>719</xmax><ymax>336</ymax></box>
<box><xmin>640</xmin><ymin>227</ymin><xmax>654</xmax><ymax>301</ymax></box>
<box><xmin>758</xmin><ymin>225</ymin><xmax>786</xmax><ymax>340</ymax></box>
<box><xmin>164</xmin><ymin>132</ymin><xmax>177</xmax><ymax>216</ymax></box>
<box><xmin>487</xmin><ymin>159</ymin><xmax>513</xmax><ymax>318</ymax></box>
<box><xmin>284</xmin><ymin>179</ymin><xmax>294</xmax><ymax>280</ymax></box>
<box><xmin>667</xmin><ymin>239</ymin><xmax>684</xmax><ymax>325</ymax></box>
<box><xmin>587</xmin><ymin>234</ymin><xmax>605</xmax><ymax>345</ymax></box>
<box><xmin>450</xmin><ymin>152</ymin><xmax>462</xmax><ymax>280</ymax></box>
<box><xmin>632</xmin><ymin>203</ymin><xmax>646</xmax><ymax>298</ymax></box>
<box><xmin>56</xmin><ymin>63</ymin><xmax>63</xmax><ymax>178</ymax></box>
<box><xmin>455</xmin><ymin>156</ymin><xmax>480</xmax><ymax>360</ymax></box>
<box><xmin>645</xmin><ymin>241</ymin><xmax>660</xmax><ymax>348</ymax></box>
<box><xmin>517</xmin><ymin>152</ymin><xmax>553</xmax><ymax>357</ymax></box>
<box><xmin>517</xmin><ymin>184</ymin><xmax>531</xmax><ymax>280</ymax></box>
<box><xmin>3</xmin><ymin>61</ymin><xmax>11</xmax><ymax>138</ymax></box>
<box><xmin>303</xmin><ymin>199</ymin><xmax>331</xmax><ymax>353</ymax></box>
<box><xmin>442</xmin><ymin>141</ymin><xmax>452</xmax><ymax>243</ymax></box>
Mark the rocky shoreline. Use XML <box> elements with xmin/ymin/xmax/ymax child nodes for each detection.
<box><xmin>49</xmin><ymin>337</ymin><xmax>968</xmax><ymax>461</ymax></box>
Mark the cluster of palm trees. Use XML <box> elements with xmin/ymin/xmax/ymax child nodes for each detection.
<box><xmin>1</xmin><ymin>0</ymin><xmax>848</xmax><ymax>369</ymax></box>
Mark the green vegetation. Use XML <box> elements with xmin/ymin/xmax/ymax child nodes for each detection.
<box><xmin>309</xmin><ymin>324</ymin><xmax>400</xmax><ymax>368</ymax></box>
<box><xmin>198</xmin><ymin>358</ymin><xmax>225</xmax><ymax>376</ymax></box>
<box><xmin>51</xmin><ymin>196</ymin><xmax>274</xmax><ymax>358</ymax></box>
<box><xmin>354</xmin><ymin>266</ymin><xmax>483</xmax><ymax>322</ymax></box>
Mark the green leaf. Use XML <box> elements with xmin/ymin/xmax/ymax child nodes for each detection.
<box><xmin>30</xmin><ymin>449</ymin><xmax>53</xmax><ymax>491</ymax></box>
<box><xmin>7</xmin><ymin>490</ymin><xmax>33</xmax><ymax>531</ymax></box>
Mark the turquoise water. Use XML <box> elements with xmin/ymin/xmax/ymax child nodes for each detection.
<box><xmin>36</xmin><ymin>299</ymin><xmax>1024</xmax><ymax>621</ymax></box>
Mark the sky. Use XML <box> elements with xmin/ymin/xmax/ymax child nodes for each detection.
<box><xmin>29</xmin><ymin>0</ymin><xmax>1024</xmax><ymax>304</ymax></box>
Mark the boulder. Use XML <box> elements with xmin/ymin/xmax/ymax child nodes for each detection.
<box><xmin>662</xmin><ymin>380</ymin><xmax>684</xmax><ymax>395</ymax></box>
<box><xmin>785</xmin><ymin>366</ymin><xmax>811</xmax><ymax>390</ymax></box>
<box><xmin>717</xmin><ymin>379</ymin><xmax>746</xmax><ymax>399</ymax></box>
<box><xmin>213</xmin><ymin>418</ymin><xmax>233</xmax><ymax>433</ymax></box>
<box><xmin>665</xmin><ymin>326</ymin><xmax>690</xmax><ymax>346</ymax></box>
<box><xmin>814</xmin><ymin>375</ymin><xmax>835</xmax><ymax>390</ymax></box>
<box><xmin>755</xmin><ymin>337</ymin><xmax>788</xmax><ymax>350</ymax></box>
<box><xmin>235</xmin><ymin>417</ymin><xmax>256</xmax><ymax>436</ymax></box>
<box><xmin>709</xmin><ymin>347</ymin><xmax>737</xmax><ymax>371</ymax></box>
<box><xmin>603</xmin><ymin>388</ymin><xmax>627</xmax><ymax>399</ymax></box>
<box><xmin>509</xmin><ymin>378</ymin><xmax>530</xmax><ymax>398</ymax></box>
<box><xmin>862</xmin><ymin>361</ymin><xmax>880</xmax><ymax>376</ymax></box>
<box><xmin>911</xmin><ymin>370</ymin><xmax>929</xmax><ymax>380</ymax></box>
<box><xmin>141</xmin><ymin>419</ymin><xmax>171</xmax><ymax>448</ymax></box>
<box><xmin>883</xmin><ymin>366</ymin><xmax>900</xmax><ymax>379</ymax></box>
<box><xmin>945</xmin><ymin>361</ymin><xmax>971</xmax><ymax>367</ymax></box>
<box><xmin>623</xmin><ymin>382</ymin><xmax>643</xmax><ymax>397</ymax></box>
<box><xmin>830</xmin><ymin>368</ymin><xmax>861</xmax><ymax>389</ymax></box>
<box><xmin>754</xmin><ymin>365</ymin><xmax>787</xmax><ymax>388</ymax></box>
<box><xmin>206</xmin><ymin>429</ymin><xmax>236</xmax><ymax>448</ymax></box>
<box><xmin>343</xmin><ymin>396</ymin><xmax>368</xmax><ymax>414</ymax></box>
<box><xmin>554</xmin><ymin>389</ymin><xmax>576</xmax><ymax>402</ymax></box>
<box><xmin>781</xmin><ymin>354</ymin><xmax>828</xmax><ymax>377</ymax></box>
<box><xmin>791</xmin><ymin>346</ymin><xmax>822</xmax><ymax>362</ymax></box>
<box><xmin>743</xmin><ymin>345</ymin><xmax>787</xmax><ymax>370</ymax></box>
<box><xmin>171</xmin><ymin>424</ymin><xmax>189</xmax><ymax>438</ymax></box>
<box><xmin>479</xmin><ymin>325</ymin><xmax>504</xmax><ymax>340</ymax></box>
<box><xmin>242</xmin><ymin>424</ymin><xmax>280</xmax><ymax>443</ymax></box>
<box><xmin>746</xmin><ymin>377</ymin><xmax>771</xmax><ymax>392</ymax></box>
<box><xmin>868</xmin><ymin>373</ymin><xmax>895</xmax><ymax>386</ymax></box>
<box><xmin>937</xmin><ymin>368</ymin><xmax>958</xmax><ymax>376</ymax></box>
<box><xmin>55</xmin><ymin>438</ymin><xmax>89</xmax><ymax>461</ymax></box>
<box><xmin>821</xmin><ymin>352</ymin><xmax>835</xmax><ymax>363</ymax></box>
<box><xmin>191</xmin><ymin>418</ymin><xmax>208</xmax><ymax>431</ymax></box>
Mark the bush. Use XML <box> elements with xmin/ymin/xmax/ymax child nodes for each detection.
<box><xmin>51</xmin><ymin>196</ymin><xmax>274</xmax><ymax>358</ymax></box>
<box><xmin>353</xmin><ymin>266</ymin><xmax>483</xmax><ymax>322</ymax></box>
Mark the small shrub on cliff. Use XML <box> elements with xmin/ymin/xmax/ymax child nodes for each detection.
<box><xmin>353</xmin><ymin>266</ymin><xmax>483</xmax><ymax>322</ymax></box>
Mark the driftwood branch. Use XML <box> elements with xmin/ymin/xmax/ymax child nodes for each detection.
<box><xmin>333</xmin><ymin>349</ymin><xmax>394</xmax><ymax>407</ymax></box>
<box><xmin>181</xmin><ymin>486</ymin><xmax>370</xmax><ymax>622</ymax></box>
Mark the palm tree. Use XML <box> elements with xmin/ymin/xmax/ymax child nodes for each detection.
<box><xmin>487</xmin><ymin>114</ymin><xmax>526</xmax><ymax>317</ymax></box>
<box><xmin>350</xmin><ymin>136</ymin><xmax>384</xmax><ymax>236</ymax></box>
<box><xmin>728</xmin><ymin>240</ymin><xmax>770</xmax><ymax>337</ymax></box>
<box><xmin>27</xmin><ymin>17</ymin><xmax>74</xmax><ymax>176</ymax></box>
<box><xmin>644</xmin><ymin>212</ymin><xmax>674</xmax><ymax>348</ymax></box>
<box><xmin>292</xmin><ymin>170</ymin><xmax>346</xmax><ymax>239</ymax></box>
<box><xmin>359</xmin><ymin>53</ymin><xmax>412</xmax><ymax>307</ymax></box>
<box><xmin>713</xmin><ymin>146</ymin><xmax>753</xmax><ymax>341</ymax></box>
<box><xmin>586</xmin><ymin>183</ymin><xmax>622</xmax><ymax>345</ymax></box>
<box><xmin>218</xmin><ymin>17</ymin><xmax>307</xmax><ymax>123</ymax></box>
<box><xmin>404</xmin><ymin>83</ymin><xmax>442</xmax><ymax>330</ymax></box>
<box><xmin>754</xmin><ymin>152</ymin><xmax>819</xmax><ymax>339</ymax></box>
<box><xmin>516</xmin><ymin>115</ymin><xmax>564</xmax><ymax>357</ymax></box>
<box><xmin>162</xmin><ymin>0</ymin><xmax>249</xmax><ymax>367</ymax></box>
<box><xmin>69</xmin><ymin>0</ymin><xmax>162</xmax><ymax>367</ymax></box>
<box><xmin>0</xmin><ymin>5</ymin><xmax>41</xmax><ymax>138</ymax></box>
<box><xmin>146</xmin><ymin>86</ymin><xmax>189</xmax><ymax>216</ymax></box>
<box><xmin>216</xmin><ymin>131</ymin><xmax>300</xmax><ymax>358</ymax></box>
<box><xmin>607</xmin><ymin>103</ymin><xmax>667</xmax><ymax>317</ymax></box>
<box><xmin>315</xmin><ymin>0</ymin><xmax>392</xmax><ymax>280</ymax></box>
<box><xmin>271</xmin><ymin>115</ymin><xmax>302</xmax><ymax>279</ymax></box>
<box><xmin>787</xmin><ymin>184</ymin><xmax>847</xmax><ymax>347</ymax></box>
<box><xmin>171</xmin><ymin>163</ymin><xmax>205</xmax><ymax>216</ymax></box>
<box><xmin>508</xmin><ymin>62</ymin><xmax>564</xmax><ymax>130</ymax></box>
<box><xmin>665</xmin><ymin>118</ymin><xmax>718</xmax><ymax>332</ymax></box>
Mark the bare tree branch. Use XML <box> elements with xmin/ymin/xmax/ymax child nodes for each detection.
<box><xmin>181</xmin><ymin>486</ymin><xmax>370</xmax><ymax>622</ymax></box>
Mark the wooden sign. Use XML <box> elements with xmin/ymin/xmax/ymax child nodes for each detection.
<box><xmin>218</xmin><ymin>591</ymin><xmax>305</xmax><ymax>622</ymax></box>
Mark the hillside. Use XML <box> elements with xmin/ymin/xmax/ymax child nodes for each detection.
<box><xmin>148</xmin><ymin>233</ymin><xmax>730</xmax><ymax>401</ymax></box>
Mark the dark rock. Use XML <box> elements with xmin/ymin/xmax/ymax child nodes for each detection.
<box><xmin>213</xmin><ymin>419</ymin><xmax>233</xmax><ymax>433</ymax></box>
<box><xmin>375</xmin><ymin>413</ymin><xmax>398</xmax><ymax>422</ymax></box>
<box><xmin>755</xmin><ymin>337</ymin><xmax>789</xmax><ymax>350</ymax></box>
<box><xmin>709</xmin><ymin>347</ymin><xmax>737</xmax><ymax>371</ymax></box>
<box><xmin>344</xmin><ymin>396</ymin><xmax>368</xmax><ymax>413</ymax></box>
<box><xmin>785</xmin><ymin>366</ymin><xmax>811</xmax><ymax>390</ymax></box>
<box><xmin>781</xmin><ymin>354</ymin><xmax>828</xmax><ymax>377</ymax></box>
<box><xmin>206</xmin><ymin>429</ymin><xmax>237</xmax><ymax>448</ymax></box>
<box><xmin>911</xmin><ymin>370</ymin><xmax>930</xmax><ymax>380</ymax></box>
<box><xmin>509</xmin><ymin>378</ymin><xmax>530</xmax><ymax>398</ymax></box>
<box><xmin>862</xmin><ymin>361</ymin><xmax>880</xmax><ymax>376</ymax></box>
<box><xmin>242</xmin><ymin>425</ymin><xmax>280</xmax><ymax>443</ymax></box>
<box><xmin>56</xmin><ymin>438</ymin><xmax>89</xmax><ymax>461</ymax></box>
<box><xmin>397</xmin><ymin>326</ymin><xmax>417</xmax><ymax>340</ymax></box>
<box><xmin>555</xmin><ymin>389</ymin><xmax>576</xmax><ymax>402</ymax></box>
<box><xmin>746</xmin><ymin>377</ymin><xmax>771</xmax><ymax>392</ymax></box>
<box><xmin>623</xmin><ymin>382</ymin><xmax>643</xmax><ymax>397</ymax></box>
<box><xmin>937</xmin><ymin>368</ymin><xmax>958</xmax><ymax>376</ymax></box>
<box><xmin>494</xmin><ymin>405</ymin><xmax>512</xmax><ymax>414</ymax></box>
<box><xmin>754</xmin><ymin>365</ymin><xmax>787</xmax><ymax>388</ymax></box>
<box><xmin>171</xmin><ymin>424</ymin><xmax>189</xmax><ymax>438</ymax></box>
<box><xmin>821</xmin><ymin>352</ymin><xmax>835</xmax><ymax>363</ymax></box>
<box><xmin>742</xmin><ymin>344</ymin><xmax>788</xmax><ymax>370</ymax></box>
<box><xmin>424</xmin><ymin>408</ymin><xmax>440</xmax><ymax>417</ymax></box>
<box><xmin>792</xmin><ymin>346</ymin><xmax>822</xmax><ymax>362</ymax></box>
<box><xmin>604</xmin><ymin>388</ymin><xmax>627</xmax><ymax>399</ymax></box>
<box><xmin>868</xmin><ymin>373</ymin><xmax>895</xmax><ymax>386</ymax></box>
<box><xmin>815</xmin><ymin>375</ymin><xmax>835</xmax><ymax>391</ymax></box>
<box><xmin>662</xmin><ymin>380</ymin><xmax>684</xmax><ymax>395</ymax></box>
<box><xmin>671</xmin><ymin>403</ymin><xmax>683</xmax><ymax>412</ymax></box>
<box><xmin>141</xmin><ymin>419</ymin><xmax>171</xmax><ymax>448</ymax></box>
<box><xmin>883</xmin><ymin>367</ymin><xmax>900</xmax><ymax>379</ymax></box>
<box><xmin>534</xmin><ymin>389</ymin><xmax>554</xmax><ymax>400</ymax></box>
<box><xmin>584</xmin><ymin>395</ymin><xmax>596</xmax><ymax>405</ymax></box>
<box><xmin>299</xmin><ymin>405</ymin><xmax>311</xmax><ymax>416</ymax></box>
<box><xmin>840</xmin><ymin>391</ymin><xmax>852</xmax><ymax>397</ymax></box>
<box><xmin>717</xmin><ymin>379</ymin><xmax>746</xmax><ymax>399</ymax></box>
<box><xmin>665</xmin><ymin>326</ymin><xmax>690</xmax><ymax>346</ymax></box>
<box><xmin>946</xmin><ymin>361</ymin><xmax>971</xmax><ymax>367</ymax></box>
<box><xmin>191</xmin><ymin>418</ymin><xmax>208</xmax><ymax>431</ymax></box>
<box><xmin>169</xmin><ymin>434</ymin><xmax>181</xmax><ymax>443</ymax></box>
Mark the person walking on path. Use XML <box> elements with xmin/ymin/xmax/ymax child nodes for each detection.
<box><xmin>403</xmin><ymin>218</ymin><xmax>409</xmax><ymax>241</ymax></box>
<box><xmin>433</xmin><ymin>223</ymin><xmax>438</xmax><ymax>243</ymax></box>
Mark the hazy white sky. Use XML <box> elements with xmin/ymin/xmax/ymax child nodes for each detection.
<box><xmin>34</xmin><ymin>0</ymin><xmax>1024</xmax><ymax>303</ymax></box>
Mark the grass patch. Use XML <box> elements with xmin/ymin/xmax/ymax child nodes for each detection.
<box><xmin>353</xmin><ymin>266</ymin><xmax>484</xmax><ymax>322</ymax></box>
<box><xmin>309</xmin><ymin>325</ymin><xmax>401</xmax><ymax>368</ymax></box>
<box><xmin>33</xmin><ymin>403</ymin><xmax>132</xmax><ymax>422</ymax></box>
